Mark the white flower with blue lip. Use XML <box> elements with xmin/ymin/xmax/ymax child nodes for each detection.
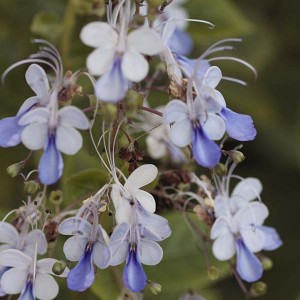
<box><xmin>80</xmin><ymin>3</ymin><xmax>163</xmax><ymax>103</ymax></box>
<box><xmin>110</xmin><ymin>164</ymin><xmax>171</xmax><ymax>292</ymax></box>
<box><xmin>211</xmin><ymin>202</ymin><xmax>282</xmax><ymax>282</ymax></box>
<box><xmin>0</xmin><ymin>222</ymin><xmax>48</xmax><ymax>296</ymax></box>
<box><xmin>18</xmin><ymin>91</ymin><xmax>90</xmax><ymax>185</ymax></box>
<box><xmin>58</xmin><ymin>215</ymin><xmax>111</xmax><ymax>292</ymax></box>
<box><xmin>0</xmin><ymin>249</ymin><xmax>68</xmax><ymax>300</ymax></box>
<box><xmin>164</xmin><ymin>69</ymin><xmax>226</xmax><ymax>167</ymax></box>
<box><xmin>0</xmin><ymin>64</ymin><xmax>50</xmax><ymax>148</ymax></box>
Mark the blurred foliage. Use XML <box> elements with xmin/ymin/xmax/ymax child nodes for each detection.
<box><xmin>0</xmin><ymin>0</ymin><xmax>299</xmax><ymax>299</ymax></box>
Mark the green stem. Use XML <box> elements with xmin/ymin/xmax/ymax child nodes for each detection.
<box><xmin>61</xmin><ymin>0</ymin><xmax>76</xmax><ymax>69</ymax></box>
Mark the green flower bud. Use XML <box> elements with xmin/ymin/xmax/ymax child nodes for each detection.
<box><xmin>149</xmin><ymin>281</ymin><xmax>162</xmax><ymax>295</ymax></box>
<box><xmin>213</xmin><ymin>163</ymin><xmax>227</xmax><ymax>176</ymax></box>
<box><xmin>49</xmin><ymin>190</ymin><xmax>63</xmax><ymax>206</ymax></box>
<box><xmin>125</xmin><ymin>90</ymin><xmax>143</xmax><ymax>118</ymax></box>
<box><xmin>52</xmin><ymin>260</ymin><xmax>67</xmax><ymax>275</ymax></box>
<box><xmin>102</xmin><ymin>103</ymin><xmax>118</xmax><ymax>121</ymax></box>
<box><xmin>24</xmin><ymin>180</ymin><xmax>40</xmax><ymax>195</ymax></box>
<box><xmin>261</xmin><ymin>256</ymin><xmax>273</xmax><ymax>271</ymax></box>
<box><xmin>250</xmin><ymin>281</ymin><xmax>267</xmax><ymax>297</ymax></box>
<box><xmin>228</xmin><ymin>150</ymin><xmax>245</xmax><ymax>164</ymax></box>
<box><xmin>207</xmin><ymin>266</ymin><xmax>220</xmax><ymax>280</ymax></box>
<box><xmin>6</xmin><ymin>162</ymin><xmax>24</xmax><ymax>178</ymax></box>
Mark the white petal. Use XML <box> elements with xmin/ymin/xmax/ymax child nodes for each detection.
<box><xmin>163</xmin><ymin>99</ymin><xmax>188</xmax><ymax>124</ymax></box>
<box><xmin>93</xmin><ymin>241</ymin><xmax>111</xmax><ymax>269</ymax></box>
<box><xmin>210</xmin><ymin>217</ymin><xmax>230</xmax><ymax>239</ymax></box>
<box><xmin>212</xmin><ymin>232</ymin><xmax>236</xmax><ymax>261</ymax></box>
<box><xmin>240</xmin><ymin>227</ymin><xmax>265</xmax><ymax>253</ymax></box>
<box><xmin>125</xmin><ymin>164</ymin><xmax>158</xmax><ymax>190</ymax></box>
<box><xmin>0</xmin><ymin>249</ymin><xmax>31</xmax><ymax>269</ymax></box>
<box><xmin>135</xmin><ymin>190</ymin><xmax>156</xmax><ymax>213</ymax></box>
<box><xmin>35</xmin><ymin>273</ymin><xmax>59</xmax><ymax>300</ymax></box>
<box><xmin>58</xmin><ymin>217</ymin><xmax>92</xmax><ymax>237</ymax></box>
<box><xmin>80</xmin><ymin>22</ymin><xmax>118</xmax><ymax>48</ymax></box>
<box><xmin>234</xmin><ymin>202</ymin><xmax>269</xmax><ymax>228</ymax></box>
<box><xmin>25</xmin><ymin>64</ymin><xmax>49</xmax><ymax>98</ymax></box>
<box><xmin>127</xmin><ymin>27</ymin><xmax>163</xmax><ymax>55</ymax></box>
<box><xmin>232</xmin><ymin>178</ymin><xmax>263</xmax><ymax>204</ymax></box>
<box><xmin>18</xmin><ymin>108</ymin><xmax>49</xmax><ymax>125</ymax></box>
<box><xmin>170</xmin><ymin>118</ymin><xmax>192</xmax><ymax>147</ymax></box>
<box><xmin>1</xmin><ymin>267</ymin><xmax>27</xmax><ymax>294</ymax></box>
<box><xmin>86</xmin><ymin>48</ymin><xmax>115</xmax><ymax>76</ymax></box>
<box><xmin>23</xmin><ymin>230</ymin><xmax>47</xmax><ymax>256</ymax></box>
<box><xmin>56</xmin><ymin>124</ymin><xmax>82</xmax><ymax>155</ymax></box>
<box><xmin>63</xmin><ymin>236</ymin><xmax>87</xmax><ymax>261</ymax></box>
<box><xmin>21</xmin><ymin>123</ymin><xmax>48</xmax><ymax>150</ymax></box>
<box><xmin>122</xmin><ymin>51</ymin><xmax>149</xmax><ymax>82</ymax></box>
<box><xmin>17</xmin><ymin>97</ymin><xmax>40</xmax><ymax>115</ymax></box>
<box><xmin>146</xmin><ymin>135</ymin><xmax>167</xmax><ymax>159</ymax></box>
<box><xmin>215</xmin><ymin>90</ymin><xmax>226</xmax><ymax>107</ymax></box>
<box><xmin>138</xmin><ymin>240</ymin><xmax>163</xmax><ymax>265</ymax></box>
<box><xmin>202</xmin><ymin>113</ymin><xmax>226</xmax><ymax>140</ymax></box>
<box><xmin>163</xmin><ymin>47</ymin><xmax>182</xmax><ymax>84</ymax></box>
<box><xmin>59</xmin><ymin>106</ymin><xmax>90</xmax><ymax>129</ymax></box>
<box><xmin>0</xmin><ymin>222</ymin><xmax>19</xmax><ymax>246</ymax></box>
<box><xmin>109</xmin><ymin>223</ymin><xmax>129</xmax><ymax>266</ymax></box>
<box><xmin>203</xmin><ymin>66</ymin><xmax>222</xmax><ymax>88</ymax></box>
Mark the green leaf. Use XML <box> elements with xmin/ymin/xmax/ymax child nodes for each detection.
<box><xmin>63</xmin><ymin>168</ymin><xmax>108</xmax><ymax>204</ymax></box>
<box><xmin>187</xmin><ymin>0</ymin><xmax>254</xmax><ymax>46</ymax></box>
<box><xmin>30</xmin><ymin>11</ymin><xmax>62</xmax><ymax>42</ymax></box>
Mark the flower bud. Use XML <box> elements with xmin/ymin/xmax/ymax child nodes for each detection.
<box><xmin>149</xmin><ymin>281</ymin><xmax>162</xmax><ymax>295</ymax></box>
<box><xmin>227</xmin><ymin>150</ymin><xmax>245</xmax><ymax>164</ymax></box>
<box><xmin>125</xmin><ymin>90</ymin><xmax>143</xmax><ymax>118</ymax></box>
<box><xmin>207</xmin><ymin>266</ymin><xmax>220</xmax><ymax>280</ymax></box>
<box><xmin>24</xmin><ymin>180</ymin><xmax>40</xmax><ymax>195</ymax></box>
<box><xmin>6</xmin><ymin>162</ymin><xmax>24</xmax><ymax>178</ymax></box>
<box><xmin>49</xmin><ymin>190</ymin><xmax>63</xmax><ymax>206</ymax></box>
<box><xmin>250</xmin><ymin>281</ymin><xmax>267</xmax><ymax>297</ymax></box>
<box><xmin>52</xmin><ymin>260</ymin><xmax>67</xmax><ymax>275</ymax></box>
<box><xmin>261</xmin><ymin>256</ymin><xmax>273</xmax><ymax>271</ymax></box>
<box><xmin>102</xmin><ymin>103</ymin><xmax>118</xmax><ymax>121</ymax></box>
<box><xmin>213</xmin><ymin>163</ymin><xmax>227</xmax><ymax>176</ymax></box>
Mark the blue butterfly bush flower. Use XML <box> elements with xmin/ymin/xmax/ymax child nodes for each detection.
<box><xmin>210</xmin><ymin>176</ymin><xmax>282</xmax><ymax>282</ymax></box>
<box><xmin>109</xmin><ymin>164</ymin><xmax>171</xmax><ymax>292</ymax></box>
<box><xmin>58</xmin><ymin>214</ymin><xmax>111</xmax><ymax>292</ymax></box>
<box><xmin>163</xmin><ymin>67</ymin><xmax>227</xmax><ymax>167</ymax></box>
<box><xmin>80</xmin><ymin>1</ymin><xmax>164</xmax><ymax>103</ymax></box>
<box><xmin>0</xmin><ymin>64</ymin><xmax>50</xmax><ymax>148</ymax></box>
<box><xmin>0</xmin><ymin>41</ymin><xmax>90</xmax><ymax>185</ymax></box>
<box><xmin>0</xmin><ymin>249</ymin><xmax>69</xmax><ymax>300</ymax></box>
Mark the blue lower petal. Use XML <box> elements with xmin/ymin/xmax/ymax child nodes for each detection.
<box><xmin>168</xmin><ymin>29</ymin><xmax>193</xmax><ymax>56</ymax></box>
<box><xmin>122</xmin><ymin>246</ymin><xmax>147</xmax><ymax>293</ymax></box>
<box><xmin>192</xmin><ymin>127</ymin><xmax>221</xmax><ymax>167</ymax></box>
<box><xmin>67</xmin><ymin>245</ymin><xmax>95</xmax><ymax>292</ymax></box>
<box><xmin>236</xmin><ymin>239</ymin><xmax>263</xmax><ymax>282</ymax></box>
<box><xmin>38</xmin><ymin>134</ymin><xmax>63</xmax><ymax>185</ymax></box>
<box><xmin>19</xmin><ymin>281</ymin><xmax>34</xmax><ymax>300</ymax></box>
<box><xmin>0</xmin><ymin>116</ymin><xmax>23</xmax><ymax>147</ymax></box>
<box><xmin>220</xmin><ymin>107</ymin><xmax>257</xmax><ymax>141</ymax></box>
<box><xmin>95</xmin><ymin>57</ymin><xmax>129</xmax><ymax>103</ymax></box>
<box><xmin>258</xmin><ymin>226</ymin><xmax>283</xmax><ymax>251</ymax></box>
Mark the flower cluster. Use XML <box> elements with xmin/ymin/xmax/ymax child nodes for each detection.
<box><xmin>0</xmin><ymin>0</ymin><xmax>282</xmax><ymax>299</ymax></box>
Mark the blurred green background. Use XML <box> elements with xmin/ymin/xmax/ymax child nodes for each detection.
<box><xmin>0</xmin><ymin>0</ymin><xmax>299</xmax><ymax>299</ymax></box>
